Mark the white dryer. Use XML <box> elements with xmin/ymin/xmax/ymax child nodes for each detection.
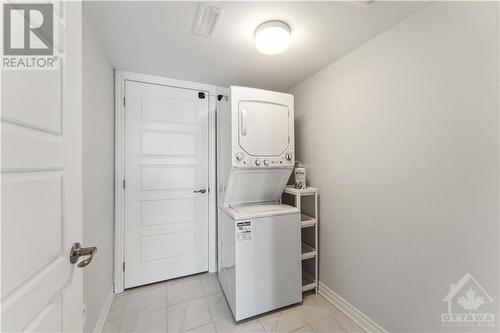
<box><xmin>218</xmin><ymin>203</ymin><xmax>301</xmax><ymax>321</ymax></box>
<box><xmin>217</xmin><ymin>86</ymin><xmax>295</xmax><ymax>207</ymax></box>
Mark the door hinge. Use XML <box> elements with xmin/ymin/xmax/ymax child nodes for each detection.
<box><xmin>123</xmin><ymin>97</ymin><xmax>126</xmax><ymax>107</ymax></box>
<box><xmin>123</xmin><ymin>262</ymin><xmax>125</xmax><ymax>272</ymax></box>
<box><xmin>123</xmin><ymin>179</ymin><xmax>126</xmax><ymax>189</ymax></box>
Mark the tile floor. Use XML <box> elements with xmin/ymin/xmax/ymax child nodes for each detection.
<box><xmin>103</xmin><ymin>273</ymin><xmax>365</xmax><ymax>333</ymax></box>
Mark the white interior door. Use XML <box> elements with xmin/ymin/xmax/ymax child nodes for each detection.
<box><xmin>124</xmin><ymin>81</ymin><xmax>209</xmax><ymax>288</ymax></box>
<box><xmin>1</xmin><ymin>2</ymin><xmax>83</xmax><ymax>332</ymax></box>
<box><xmin>238</xmin><ymin>101</ymin><xmax>289</xmax><ymax>156</ymax></box>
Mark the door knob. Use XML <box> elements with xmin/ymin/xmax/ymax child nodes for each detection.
<box><xmin>194</xmin><ymin>188</ymin><xmax>207</xmax><ymax>194</ymax></box>
<box><xmin>70</xmin><ymin>242</ymin><xmax>97</xmax><ymax>268</ymax></box>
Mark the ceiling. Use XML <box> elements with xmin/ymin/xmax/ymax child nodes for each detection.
<box><xmin>84</xmin><ymin>1</ymin><xmax>427</xmax><ymax>92</ymax></box>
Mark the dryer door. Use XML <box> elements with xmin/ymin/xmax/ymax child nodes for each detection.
<box><xmin>238</xmin><ymin>101</ymin><xmax>289</xmax><ymax>156</ymax></box>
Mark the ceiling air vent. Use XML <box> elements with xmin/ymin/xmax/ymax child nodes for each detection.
<box><xmin>193</xmin><ymin>4</ymin><xmax>223</xmax><ymax>38</ymax></box>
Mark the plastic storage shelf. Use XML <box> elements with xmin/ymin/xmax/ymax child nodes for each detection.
<box><xmin>282</xmin><ymin>186</ymin><xmax>318</xmax><ymax>294</ymax></box>
<box><xmin>301</xmin><ymin>242</ymin><xmax>316</xmax><ymax>260</ymax></box>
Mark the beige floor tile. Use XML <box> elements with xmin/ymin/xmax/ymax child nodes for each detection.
<box><xmin>124</xmin><ymin>281</ymin><xmax>168</xmax><ymax>297</ymax></box>
<box><xmin>258</xmin><ymin>307</ymin><xmax>308</xmax><ymax>333</ymax></box>
<box><xmin>106</xmin><ymin>302</ymin><xmax>126</xmax><ymax>322</ymax></box>
<box><xmin>167</xmin><ymin>279</ymin><xmax>204</xmax><ymax>305</ymax></box>
<box><xmin>104</xmin><ymin>274</ymin><xmax>358</xmax><ymax>333</ymax></box>
<box><xmin>124</xmin><ymin>287</ymin><xmax>168</xmax><ymax>317</ymax></box>
<box><xmin>310</xmin><ymin>316</ymin><xmax>345</xmax><ymax>333</ymax></box>
<box><xmin>120</xmin><ymin>306</ymin><xmax>168</xmax><ymax>333</ymax></box>
<box><xmin>214</xmin><ymin>317</ymin><xmax>266</xmax><ymax>333</ymax></box>
<box><xmin>102</xmin><ymin>318</ymin><xmax>122</xmax><ymax>333</ymax></box>
<box><xmin>166</xmin><ymin>273</ymin><xmax>203</xmax><ymax>286</ymax></box>
<box><xmin>167</xmin><ymin>297</ymin><xmax>212</xmax><ymax>332</ymax></box>
<box><xmin>333</xmin><ymin>312</ymin><xmax>365</xmax><ymax>333</ymax></box>
<box><xmin>206</xmin><ymin>293</ymin><xmax>232</xmax><ymax>321</ymax></box>
<box><xmin>200</xmin><ymin>273</ymin><xmax>222</xmax><ymax>296</ymax></box>
<box><xmin>297</xmin><ymin>294</ymin><xmax>337</xmax><ymax>324</ymax></box>
<box><xmin>292</xmin><ymin>325</ymin><xmax>314</xmax><ymax>333</ymax></box>
<box><xmin>185</xmin><ymin>322</ymin><xmax>217</xmax><ymax>333</ymax></box>
<box><xmin>111</xmin><ymin>294</ymin><xmax>128</xmax><ymax>308</ymax></box>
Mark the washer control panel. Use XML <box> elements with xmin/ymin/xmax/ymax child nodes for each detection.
<box><xmin>233</xmin><ymin>151</ymin><xmax>294</xmax><ymax>167</ymax></box>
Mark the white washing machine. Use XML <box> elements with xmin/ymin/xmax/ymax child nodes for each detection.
<box><xmin>218</xmin><ymin>203</ymin><xmax>301</xmax><ymax>321</ymax></box>
<box><xmin>216</xmin><ymin>86</ymin><xmax>301</xmax><ymax>320</ymax></box>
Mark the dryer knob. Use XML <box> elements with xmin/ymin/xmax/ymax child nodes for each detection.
<box><xmin>286</xmin><ymin>153</ymin><xmax>293</xmax><ymax>161</ymax></box>
<box><xmin>255</xmin><ymin>159</ymin><xmax>261</xmax><ymax>166</ymax></box>
<box><xmin>263</xmin><ymin>160</ymin><xmax>270</xmax><ymax>166</ymax></box>
<box><xmin>235</xmin><ymin>153</ymin><xmax>243</xmax><ymax>161</ymax></box>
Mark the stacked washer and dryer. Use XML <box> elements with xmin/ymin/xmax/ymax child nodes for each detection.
<box><xmin>217</xmin><ymin>86</ymin><xmax>302</xmax><ymax>321</ymax></box>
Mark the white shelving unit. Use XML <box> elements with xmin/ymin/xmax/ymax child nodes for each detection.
<box><xmin>282</xmin><ymin>186</ymin><xmax>318</xmax><ymax>293</ymax></box>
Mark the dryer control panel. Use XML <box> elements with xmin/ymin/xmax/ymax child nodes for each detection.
<box><xmin>232</xmin><ymin>150</ymin><xmax>294</xmax><ymax>168</ymax></box>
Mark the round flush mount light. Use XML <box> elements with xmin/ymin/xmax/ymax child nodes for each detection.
<box><xmin>255</xmin><ymin>20</ymin><xmax>291</xmax><ymax>55</ymax></box>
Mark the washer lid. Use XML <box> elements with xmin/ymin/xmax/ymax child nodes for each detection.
<box><xmin>224</xmin><ymin>203</ymin><xmax>299</xmax><ymax>220</ymax></box>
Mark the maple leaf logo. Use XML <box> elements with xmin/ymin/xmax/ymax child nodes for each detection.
<box><xmin>457</xmin><ymin>288</ymin><xmax>484</xmax><ymax>312</ymax></box>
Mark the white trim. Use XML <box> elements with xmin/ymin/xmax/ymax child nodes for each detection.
<box><xmin>318</xmin><ymin>282</ymin><xmax>389</xmax><ymax>333</ymax></box>
<box><xmin>114</xmin><ymin>71</ymin><xmax>218</xmax><ymax>293</ymax></box>
<box><xmin>114</xmin><ymin>70</ymin><xmax>125</xmax><ymax>293</ymax></box>
<box><xmin>116</xmin><ymin>71</ymin><xmax>217</xmax><ymax>96</ymax></box>
<box><xmin>92</xmin><ymin>287</ymin><xmax>114</xmax><ymax>333</ymax></box>
<box><xmin>208</xmin><ymin>93</ymin><xmax>217</xmax><ymax>273</ymax></box>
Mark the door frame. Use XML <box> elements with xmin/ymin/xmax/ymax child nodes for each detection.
<box><xmin>114</xmin><ymin>71</ymin><xmax>217</xmax><ymax>293</ymax></box>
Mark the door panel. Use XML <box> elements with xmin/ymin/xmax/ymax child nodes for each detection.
<box><xmin>1</xmin><ymin>70</ymin><xmax>61</xmax><ymax>133</ymax></box>
<box><xmin>141</xmin><ymin>131</ymin><xmax>196</xmax><ymax>156</ymax></box>
<box><xmin>141</xmin><ymin>198</ymin><xmax>195</xmax><ymax>225</ymax></box>
<box><xmin>2</xmin><ymin>172</ymin><xmax>62</xmax><ymax>297</ymax></box>
<box><xmin>1</xmin><ymin>2</ymin><xmax>82</xmax><ymax>332</ymax></box>
<box><xmin>141</xmin><ymin>232</ymin><xmax>196</xmax><ymax>261</ymax></box>
<box><xmin>141</xmin><ymin>166</ymin><xmax>196</xmax><ymax>190</ymax></box>
<box><xmin>124</xmin><ymin>81</ymin><xmax>209</xmax><ymax>288</ymax></box>
<box><xmin>238</xmin><ymin>101</ymin><xmax>289</xmax><ymax>156</ymax></box>
<box><xmin>141</xmin><ymin>94</ymin><xmax>197</xmax><ymax>123</ymax></box>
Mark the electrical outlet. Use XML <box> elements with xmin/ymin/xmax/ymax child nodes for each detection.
<box><xmin>82</xmin><ymin>302</ymin><xmax>87</xmax><ymax>327</ymax></box>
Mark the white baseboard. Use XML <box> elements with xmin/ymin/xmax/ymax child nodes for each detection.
<box><xmin>92</xmin><ymin>286</ymin><xmax>114</xmax><ymax>333</ymax></box>
<box><xmin>318</xmin><ymin>282</ymin><xmax>388</xmax><ymax>333</ymax></box>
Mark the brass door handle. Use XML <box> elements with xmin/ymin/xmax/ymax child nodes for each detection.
<box><xmin>70</xmin><ymin>242</ymin><xmax>97</xmax><ymax>268</ymax></box>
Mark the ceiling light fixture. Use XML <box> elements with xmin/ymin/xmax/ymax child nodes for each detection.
<box><xmin>255</xmin><ymin>20</ymin><xmax>290</xmax><ymax>55</ymax></box>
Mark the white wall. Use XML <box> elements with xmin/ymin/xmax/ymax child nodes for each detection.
<box><xmin>82</xmin><ymin>16</ymin><xmax>115</xmax><ymax>333</ymax></box>
<box><xmin>290</xmin><ymin>2</ymin><xmax>499</xmax><ymax>332</ymax></box>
